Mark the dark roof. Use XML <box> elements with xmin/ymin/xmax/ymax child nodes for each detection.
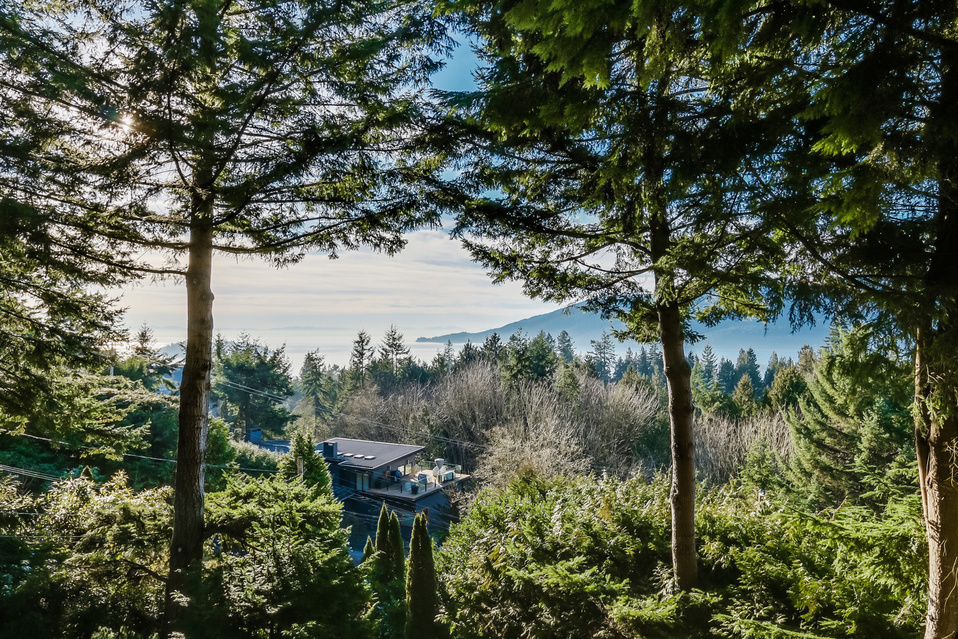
<box><xmin>252</xmin><ymin>439</ymin><xmax>291</xmax><ymax>454</ymax></box>
<box><xmin>321</xmin><ymin>437</ymin><xmax>424</xmax><ymax>470</ymax></box>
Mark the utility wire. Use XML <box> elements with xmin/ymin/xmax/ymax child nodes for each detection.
<box><xmin>0</xmin><ymin>463</ymin><xmax>64</xmax><ymax>482</ymax></box>
<box><xmin>216</xmin><ymin>379</ymin><xmax>288</xmax><ymax>402</ymax></box>
<box><xmin>0</xmin><ymin>429</ymin><xmax>277</xmax><ymax>474</ymax></box>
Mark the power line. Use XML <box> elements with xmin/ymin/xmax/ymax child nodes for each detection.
<box><xmin>0</xmin><ymin>463</ymin><xmax>64</xmax><ymax>482</ymax></box>
<box><xmin>0</xmin><ymin>429</ymin><xmax>277</xmax><ymax>474</ymax></box>
<box><xmin>216</xmin><ymin>379</ymin><xmax>288</xmax><ymax>402</ymax></box>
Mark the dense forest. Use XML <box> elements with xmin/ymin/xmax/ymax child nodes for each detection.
<box><xmin>2</xmin><ymin>0</ymin><xmax>956</xmax><ymax>637</ymax></box>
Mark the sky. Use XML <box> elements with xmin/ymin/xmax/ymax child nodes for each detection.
<box><xmin>116</xmin><ymin>229</ymin><xmax>563</xmax><ymax>371</ymax></box>
<box><xmin>109</xmin><ymin>39</ymin><xmax>568</xmax><ymax>371</ymax></box>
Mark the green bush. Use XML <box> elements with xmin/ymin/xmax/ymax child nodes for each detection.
<box><xmin>438</xmin><ymin>474</ymin><xmax>925</xmax><ymax>639</ymax></box>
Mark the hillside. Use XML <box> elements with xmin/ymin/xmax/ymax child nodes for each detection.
<box><xmin>417</xmin><ymin>304</ymin><xmax>832</xmax><ymax>365</ymax></box>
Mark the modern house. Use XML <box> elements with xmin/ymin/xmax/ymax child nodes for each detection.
<box><xmin>250</xmin><ymin>435</ymin><xmax>468</xmax><ymax>546</ymax></box>
<box><xmin>319</xmin><ymin>437</ymin><xmax>467</xmax><ymax>514</ymax></box>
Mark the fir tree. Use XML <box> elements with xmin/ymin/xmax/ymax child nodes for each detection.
<box><xmin>734</xmin><ymin>348</ymin><xmax>762</xmax><ymax>396</ymax></box>
<box><xmin>556</xmin><ymin>330</ymin><xmax>575</xmax><ymax>363</ymax></box>
<box><xmin>731</xmin><ymin>376</ymin><xmax>757</xmax><ymax>418</ymax></box>
<box><xmin>0</xmin><ymin>0</ymin><xmax>446</xmax><ymax>622</ymax></box>
<box><xmin>299</xmin><ymin>350</ymin><xmax>332</xmax><ymax>421</ymax></box>
<box><xmin>787</xmin><ymin>326</ymin><xmax>914</xmax><ymax>507</ymax></box>
<box><xmin>279</xmin><ymin>428</ymin><xmax>333</xmax><ymax>497</ymax></box>
<box><xmin>349</xmin><ymin>331</ymin><xmax>376</xmax><ymax>390</ymax></box>
<box><xmin>444</xmin><ymin>0</ymin><xmax>790</xmax><ymax>590</ymax></box>
<box><xmin>587</xmin><ymin>332</ymin><xmax>617</xmax><ymax>384</ymax></box>
<box><xmin>717</xmin><ymin>359</ymin><xmax>738</xmax><ymax>395</ymax></box>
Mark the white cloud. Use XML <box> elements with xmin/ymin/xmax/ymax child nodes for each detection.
<box><xmin>115</xmin><ymin>229</ymin><xmax>561</xmax><ymax>368</ymax></box>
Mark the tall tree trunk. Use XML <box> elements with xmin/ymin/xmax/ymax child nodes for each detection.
<box><xmin>921</xmin><ymin>48</ymin><xmax>958</xmax><ymax>638</ymax></box>
<box><xmin>163</xmin><ymin>211</ymin><xmax>215</xmax><ymax>635</ymax></box>
<box><xmin>917</xmin><ymin>345</ymin><xmax>958</xmax><ymax>639</ymax></box>
<box><xmin>658</xmin><ymin>301</ymin><xmax>697</xmax><ymax>590</ymax></box>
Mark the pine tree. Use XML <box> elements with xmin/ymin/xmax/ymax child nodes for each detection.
<box><xmin>587</xmin><ymin>332</ymin><xmax>617</xmax><ymax>384</ymax></box>
<box><xmin>481</xmin><ymin>333</ymin><xmax>504</xmax><ymax>362</ymax></box>
<box><xmin>734</xmin><ymin>348</ymin><xmax>762</xmax><ymax>396</ymax></box>
<box><xmin>405</xmin><ymin>513</ymin><xmax>438</xmax><ymax>639</ymax></box>
<box><xmin>381</xmin><ymin>326</ymin><xmax>411</xmax><ymax>374</ymax></box>
<box><xmin>717</xmin><ymin>359</ymin><xmax>738</xmax><ymax>395</ymax></box>
<box><xmin>767</xmin><ymin>364</ymin><xmax>807</xmax><ymax>413</ymax></box>
<box><xmin>443</xmin><ymin>0</ymin><xmax>793</xmax><ymax>589</ymax></box>
<box><xmin>699</xmin><ymin>345</ymin><xmax>718</xmax><ymax>388</ymax></box>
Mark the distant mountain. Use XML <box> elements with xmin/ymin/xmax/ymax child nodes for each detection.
<box><xmin>417</xmin><ymin>305</ymin><xmax>622</xmax><ymax>349</ymax></box>
<box><xmin>159</xmin><ymin>343</ymin><xmax>185</xmax><ymax>359</ymax></box>
<box><xmin>417</xmin><ymin>305</ymin><xmax>832</xmax><ymax>367</ymax></box>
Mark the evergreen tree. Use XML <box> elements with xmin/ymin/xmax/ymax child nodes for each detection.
<box><xmin>797</xmin><ymin>345</ymin><xmax>818</xmax><ymax>378</ymax></box>
<box><xmin>763</xmin><ymin>352</ymin><xmax>787</xmax><ymax>389</ymax></box>
<box><xmin>456</xmin><ymin>341</ymin><xmax>482</xmax><ymax>368</ymax></box>
<box><xmin>734</xmin><ymin>348</ymin><xmax>762</xmax><ymax>396</ymax></box>
<box><xmin>0</xmin><ymin>0</ymin><xmax>446</xmax><ymax>614</ymax></box>
<box><xmin>787</xmin><ymin>326</ymin><xmax>914</xmax><ymax>507</ymax></box>
<box><xmin>370</xmin><ymin>505</ymin><xmax>406</xmax><ymax>639</ymax></box>
<box><xmin>481</xmin><ymin>333</ymin><xmax>504</xmax><ymax>362</ymax></box>
<box><xmin>444</xmin><ymin>0</ymin><xmax>789</xmax><ymax>589</ymax></box>
<box><xmin>388</xmin><ymin>511</ymin><xmax>405</xmax><ymax>581</ymax></box>
<box><xmin>587</xmin><ymin>332</ymin><xmax>617</xmax><ymax>384</ymax></box>
<box><xmin>767</xmin><ymin>364</ymin><xmax>807</xmax><ymax>413</ymax></box>
<box><xmin>113</xmin><ymin>325</ymin><xmax>180</xmax><ymax>393</ymax></box>
<box><xmin>348</xmin><ymin>331</ymin><xmax>376</xmax><ymax>390</ymax></box>
<box><xmin>213</xmin><ymin>334</ymin><xmax>294</xmax><ymax>439</ymax></box>
<box><xmin>698</xmin><ymin>345</ymin><xmax>718</xmax><ymax>388</ymax></box>
<box><xmin>204</xmin><ymin>474</ymin><xmax>372</xmax><ymax>638</ymax></box>
<box><xmin>375</xmin><ymin>504</ymin><xmax>391</xmax><ymax>556</ymax></box>
<box><xmin>0</xmin><ymin>197</ymin><xmax>127</xmax><ymax>418</ymax></box>
<box><xmin>717</xmin><ymin>359</ymin><xmax>738</xmax><ymax>395</ymax></box>
<box><xmin>731</xmin><ymin>375</ymin><xmax>757</xmax><ymax>418</ymax></box>
<box><xmin>299</xmin><ymin>350</ymin><xmax>332</xmax><ymax>421</ymax></box>
<box><xmin>405</xmin><ymin>513</ymin><xmax>438</xmax><ymax>639</ymax></box>
<box><xmin>381</xmin><ymin>326</ymin><xmax>411</xmax><ymax>374</ymax></box>
<box><xmin>690</xmin><ymin>348</ymin><xmax>725</xmax><ymax>416</ymax></box>
<box><xmin>635</xmin><ymin>347</ymin><xmax>651</xmax><ymax>378</ymax></box>
<box><xmin>556</xmin><ymin>330</ymin><xmax>575</xmax><ymax>363</ymax></box>
<box><xmin>502</xmin><ymin>330</ymin><xmax>558</xmax><ymax>384</ymax></box>
<box><xmin>279</xmin><ymin>428</ymin><xmax>333</xmax><ymax>496</ymax></box>
<box><xmin>363</xmin><ymin>536</ymin><xmax>376</xmax><ymax>564</ymax></box>
<box><xmin>717</xmin><ymin>3</ymin><xmax>958</xmax><ymax>631</ymax></box>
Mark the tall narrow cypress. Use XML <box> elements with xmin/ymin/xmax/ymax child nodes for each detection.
<box><xmin>375</xmin><ymin>504</ymin><xmax>390</xmax><ymax>554</ymax></box>
<box><xmin>405</xmin><ymin>513</ymin><xmax>438</xmax><ymax>639</ymax></box>
<box><xmin>363</xmin><ymin>536</ymin><xmax>376</xmax><ymax>564</ymax></box>
<box><xmin>387</xmin><ymin>511</ymin><xmax>405</xmax><ymax>582</ymax></box>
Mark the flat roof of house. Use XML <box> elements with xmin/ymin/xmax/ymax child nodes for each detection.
<box><xmin>321</xmin><ymin>437</ymin><xmax>424</xmax><ymax>470</ymax></box>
